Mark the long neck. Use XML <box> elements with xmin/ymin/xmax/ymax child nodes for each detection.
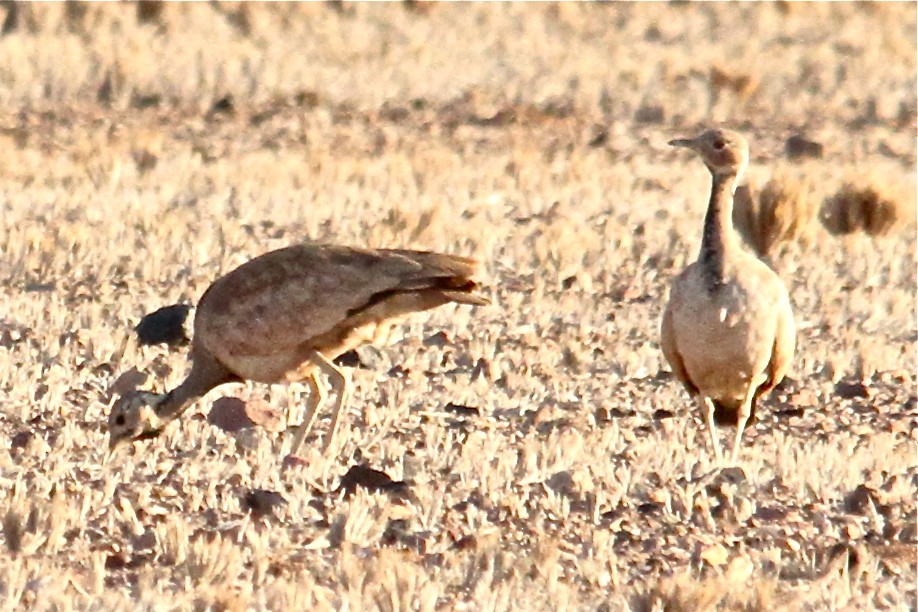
<box><xmin>699</xmin><ymin>170</ymin><xmax>740</xmax><ymax>287</ymax></box>
<box><xmin>155</xmin><ymin>351</ymin><xmax>236</xmax><ymax>425</ymax></box>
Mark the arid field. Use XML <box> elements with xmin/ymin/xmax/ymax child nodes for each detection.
<box><xmin>0</xmin><ymin>3</ymin><xmax>915</xmax><ymax>610</ymax></box>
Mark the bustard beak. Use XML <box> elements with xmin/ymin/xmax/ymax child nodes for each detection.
<box><xmin>668</xmin><ymin>137</ymin><xmax>696</xmax><ymax>149</ymax></box>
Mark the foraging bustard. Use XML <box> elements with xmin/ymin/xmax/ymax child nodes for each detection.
<box><xmin>661</xmin><ymin>129</ymin><xmax>795</xmax><ymax>464</ymax></box>
<box><xmin>107</xmin><ymin>243</ymin><xmax>489</xmax><ymax>458</ymax></box>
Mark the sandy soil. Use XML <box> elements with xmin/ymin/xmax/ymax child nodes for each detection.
<box><xmin>0</xmin><ymin>3</ymin><xmax>915</xmax><ymax>610</ymax></box>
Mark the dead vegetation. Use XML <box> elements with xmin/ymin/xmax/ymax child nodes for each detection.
<box><xmin>733</xmin><ymin>176</ymin><xmax>819</xmax><ymax>258</ymax></box>
<box><xmin>0</xmin><ymin>2</ymin><xmax>915</xmax><ymax>610</ymax></box>
<box><xmin>630</xmin><ymin>572</ymin><xmax>784</xmax><ymax>612</ymax></box>
<box><xmin>821</xmin><ymin>181</ymin><xmax>914</xmax><ymax>238</ymax></box>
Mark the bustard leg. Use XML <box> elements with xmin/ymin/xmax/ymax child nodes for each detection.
<box><xmin>310</xmin><ymin>350</ymin><xmax>352</xmax><ymax>453</ymax></box>
<box><xmin>729</xmin><ymin>375</ymin><xmax>765</xmax><ymax>465</ymax></box>
<box><xmin>697</xmin><ymin>395</ymin><xmax>724</xmax><ymax>464</ymax></box>
<box><xmin>287</xmin><ymin>370</ymin><xmax>326</xmax><ymax>457</ymax></box>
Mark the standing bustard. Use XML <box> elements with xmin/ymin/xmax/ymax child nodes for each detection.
<box><xmin>107</xmin><ymin>243</ymin><xmax>489</xmax><ymax>458</ymax></box>
<box><xmin>661</xmin><ymin>129</ymin><xmax>795</xmax><ymax>464</ymax></box>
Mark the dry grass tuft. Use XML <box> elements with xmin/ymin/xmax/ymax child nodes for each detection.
<box><xmin>710</xmin><ymin>64</ymin><xmax>760</xmax><ymax>101</ymax></box>
<box><xmin>630</xmin><ymin>573</ymin><xmax>723</xmax><ymax>612</ymax></box>
<box><xmin>733</xmin><ymin>177</ymin><xmax>818</xmax><ymax>257</ymax></box>
<box><xmin>821</xmin><ymin>181</ymin><xmax>913</xmax><ymax>237</ymax></box>
<box><xmin>2</xmin><ymin>510</ymin><xmax>23</xmax><ymax>554</ymax></box>
<box><xmin>630</xmin><ymin>572</ymin><xmax>785</xmax><ymax>612</ymax></box>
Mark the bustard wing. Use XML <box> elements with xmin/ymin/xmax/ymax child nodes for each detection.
<box><xmin>194</xmin><ymin>243</ymin><xmax>484</xmax><ymax>360</ymax></box>
<box><xmin>660</xmin><ymin>283</ymin><xmax>699</xmax><ymax>396</ymax></box>
<box><xmin>758</xmin><ymin>288</ymin><xmax>795</xmax><ymax>395</ymax></box>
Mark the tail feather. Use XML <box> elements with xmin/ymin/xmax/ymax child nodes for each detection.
<box><xmin>350</xmin><ymin>275</ymin><xmax>488</xmax><ymax>318</ymax></box>
<box><xmin>434</xmin><ymin>276</ymin><xmax>489</xmax><ymax>306</ymax></box>
<box><xmin>387</xmin><ymin>250</ymin><xmax>481</xmax><ymax>280</ymax></box>
<box><xmin>390</xmin><ymin>252</ymin><xmax>489</xmax><ymax>306</ymax></box>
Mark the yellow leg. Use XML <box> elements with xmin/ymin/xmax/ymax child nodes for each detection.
<box><xmin>729</xmin><ymin>375</ymin><xmax>765</xmax><ymax>465</ymax></box>
<box><xmin>311</xmin><ymin>351</ymin><xmax>352</xmax><ymax>454</ymax></box>
<box><xmin>287</xmin><ymin>370</ymin><xmax>325</xmax><ymax>458</ymax></box>
<box><xmin>697</xmin><ymin>395</ymin><xmax>723</xmax><ymax>464</ymax></box>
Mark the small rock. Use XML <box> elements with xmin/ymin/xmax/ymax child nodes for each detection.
<box><xmin>789</xmin><ymin>388</ymin><xmax>818</xmax><ymax>408</ymax></box>
<box><xmin>334</xmin><ymin>350</ymin><xmax>361</xmax><ymax>368</ymax></box>
<box><xmin>281</xmin><ymin>455</ymin><xmax>309</xmax><ymax>470</ymax></box>
<box><xmin>337</xmin><ymin>464</ymin><xmax>409</xmax><ymax>498</ymax></box>
<box><xmin>634</xmin><ymin>104</ymin><xmax>664</xmax><ymax>124</ymax></box>
<box><xmin>2</xmin><ymin>511</ymin><xmax>23</xmax><ymax>554</ymax></box>
<box><xmin>243</xmin><ymin>489</ymin><xmax>287</xmax><ymax>519</ymax></box>
<box><xmin>725</xmin><ymin>555</ymin><xmax>754</xmax><ymax>583</ymax></box>
<box><xmin>334</xmin><ymin>345</ymin><xmax>384</xmax><ymax>369</ymax></box>
<box><xmin>648</xmin><ymin>488</ymin><xmax>670</xmax><ymax>505</ymax></box>
<box><xmin>208</xmin><ymin>397</ymin><xmax>254</xmax><ymax>433</ymax></box>
<box><xmin>890</xmin><ymin>418</ymin><xmax>914</xmax><ymax>436</ymax></box>
<box><xmin>845</xmin><ymin>484</ymin><xmax>876</xmax><ymax>515</ymax></box>
<box><xmin>586</xmin><ymin>124</ymin><xmax>608</xmax><ymax>148</ymax></box>
<box><xmin>897</xmin><ymin>519</ymin><xmax>917</xmax><ymax>543</ymax></box>
<box><xmin>755</xmin><ymin>505</ymin><xmax>789</xmax><ymax>522</ymax></box>
<box><xmin>700</xmin><ymin>543</ymin><xmax>729</xmax><ymax>567</ymax></box>
<box><xmin>104</xmin><ymin>553</ymin><xmax>128</xmax><ymax>570</ymax></box>
<box><xmin>785</xmin><ymin>134</ymin><xmax>823</xmax><ymax>159</ymax></box>
<box><xmin>835</xmin><ymin>381</ymin><xmax>870</xmax><ymax>399</ymax></box>
<box><xmin>135</xmin><ymin>304</ymin><xmax>191</xmax><ymax>347</ymax></box>
<box><xmin>453</xmin><ymin>530</ymin><xmax>500</xmax><ymax>551</ymax></box>
<box><xmin>444</xmin><ymin>402</ymin><xmax>479</xmax><ymax>417</ymax></box>
<box><xmin>637</xmin><ymin>502</ymin><xmax>663</xmax><ymax>516</ymax></box>
<box><xmin>0</xmin><ymin>319</ymin><xmax>28</xmax><ymax>348</ymax></box>
<box><xmin>243</xmin><ymin>399</ymin><xmax>284</xmax><ymax>433</ymax></box>
<box><xmin>209</xmin><ymin>94</ymin><xmax>235</xmax><ymax>116</ymax></box>
<box><xmin>530</xmin><ymin>404</ymin><xmax>564</xmax><ymax>427</ymax></box>
<box><xmin>423</xmin><ymin>331</ymin><xmax>451</xmax><ymax>347</ymax></box>
<box><xmin>774</xmin><ymin>407</ymin><xmax>806</xmax><ymax>419</ymax></box>
<box><xmin>545</xmin><ymin>471</ymin><xmax>577</xmax><ymax>495</ymax></box>
<box><xmin>403</xmin><ymin>0</ymin><xmax>435</xmax><ymax>15</ymax></box>
<box><xmin>453</xmin><ymin>534</ymin><xmax>478</xmax><ymax>551</ymax></box>
<box><xmin>470</xmin><ymin>358</ymin><xmax>490</xmax><ymax>381</ymax></box>
<box><xmin>387</xmin><ymin>364</ymin><xmax>409</xmax><ymax>377</ymax></box>
<box><xmin>734</xmin><ymin>497</ymin><xmax>755</xmax><ymax>522</ymax></box>
<box><xmin>136</xmin><ymin>0</ymin><xmax>165</xmax><ymax>24</ymax></box>
<box><xmin>716</xmin><ymin>466</ymin><xmax>748</xmax><ymax>486</ymax></box>
<box><xmin>10</xmin><ymin>431</ymin><xmax>33</xmax><ymax>452</ymax></box>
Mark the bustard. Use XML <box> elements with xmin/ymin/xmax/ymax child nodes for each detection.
<box><xmin>661</xmin><ymin>129</ymin><xmax>795</xmax><ymax>464</ymax></box>
<box><xmin>107</xmin><ymin>243</ymin><xmax>489</xmax><ymax>459</ymax></box>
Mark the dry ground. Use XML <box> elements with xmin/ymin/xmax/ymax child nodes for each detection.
<box><xmin>0</xmin><ymin>3</ymin><xmax>915</xmax><ymax>610</ymax></box>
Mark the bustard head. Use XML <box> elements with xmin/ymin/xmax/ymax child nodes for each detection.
<box><xmin>669</xmin><ymin>129</ymin><xmax>749</xmax><ymax>178</ymax></box>
<box><xmin>107</xmin><ymin>391</ymin><xmax>168</xmax><ymax>455</ymax></box>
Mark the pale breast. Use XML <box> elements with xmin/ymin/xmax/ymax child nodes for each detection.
<box><xmin>670</xmin><ymin>264</ymin><xmax>779</xmax><ymax>400</ymax></box>
<box><xmin>218</xmin><ymin>351</ymin><xmax>310</xmax><ymax>384</ymax></box>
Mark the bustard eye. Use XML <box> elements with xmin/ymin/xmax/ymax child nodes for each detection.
<box><xmin>115</xmin><ymin>415</ymin><xmax>125</xmax><ymax>426</ymax></box>
<box><xmin>712</xmin><ymin>139</ymin><xmax>726</xmax><ymax>150</ymax></box>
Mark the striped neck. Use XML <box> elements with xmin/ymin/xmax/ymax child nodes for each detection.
<box><xmin>699</xmin><ymin>170</ymin><xmax>740</xmax><ymax>289</ymax></box>
<box><xmin>154</xmin><ymin>350</ymin><xmax>237</xmax><ymax>425</ymax></box>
